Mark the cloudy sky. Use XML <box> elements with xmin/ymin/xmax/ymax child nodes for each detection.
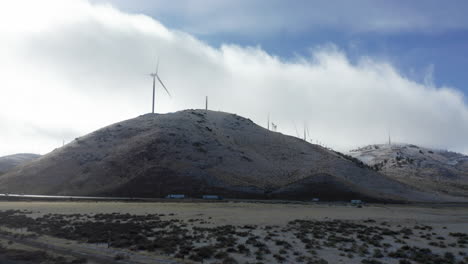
<box><xmin>1</xmin><ymin>0</ymin><xmax>467</xmax><ymax>156</ymax></box>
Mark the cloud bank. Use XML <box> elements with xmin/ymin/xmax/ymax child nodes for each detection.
<box><xmin>1</xmin><ymin>0</ymin><xmax>467</xmax><ymax>156</ymax></box>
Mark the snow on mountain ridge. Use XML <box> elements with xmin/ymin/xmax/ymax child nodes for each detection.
<box><xmin>349</xmin><ymin>143</ymin><xmax>468</xmax><ymax>198</ymax></box>
<box><xmin>1</xmin><ymin>110</ymin><xmax>462</xmax><ymax>202</ymax></box>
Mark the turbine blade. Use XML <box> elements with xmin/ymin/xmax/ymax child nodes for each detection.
<box><xmin>156</xmin><ymin>57</ymin><xmax>159</xmax><ymax>74</ymax></box>
<box><xmin>156</xmin><ymin>74</ymin><xmax>171</xmax><ymax>97</ymax></box>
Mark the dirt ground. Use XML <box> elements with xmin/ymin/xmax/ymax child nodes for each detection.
<box><xmin>0</xmin><ymin>201</ymin><xmax>466</xmax><ymax>225</ymax></box>
<box><xmin>0</xmin><ymin>201</ymin><xmax>466</xmax><ymax>264</ymax></box>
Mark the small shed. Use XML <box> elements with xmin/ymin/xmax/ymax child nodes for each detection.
<box><xmin>202</xmin><ymin>195</ymin><xmax>222</xmax><ymax>200</ymax></box>
<box><xmin>166</xmin><ymin>194</ymin><xmax>186</xmax><ymax>199</ymax></box>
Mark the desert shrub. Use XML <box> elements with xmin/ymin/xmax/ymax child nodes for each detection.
<box><xmin>373</xmin><ymin>249</ymin><xmax>384</xmax><ymax>258</ymax></box>
<box><xmin>222</xmin><ymin>256</ymin><xmax>238</xmax><ymax>264</ymax></box>
<box><xmin>114</xmin><ymin>253</ymin><xmax>126</xmax><ymax>260</ymax></box>
<box><xmin>194</xmin><ymin>246</ymin><xmax>216</xmax><ymax>259</ymax></box>
<box><xmin>0</xmin><ymin>245</ymin><xmax>87</xmax><ymax>264</ymax></box>
<box><xmin>70</xmin><ymin>258</ymin><xmax>88</xmax><ymax>264</ymax></box>
<box><xmin>444</xmin><ymin>252</ymin><xmax>455</xmax><ymax>262</ymax></box>
<box><xmin>214</xmin><ymin>251</ymin><xmax>229</xmax><ymax>259</ymax></box>
<box><xmin>273</xmin><ymin>254</ymin><xmax>285</xmax><ymax>262</ymax></box>
<box><xmin>237</xmin><ymin>244</ymin><xmax>250</xmax><ymax>254</ymax></box>
<box><xmin>361</xmin><ymin>259</ymin><xmax>383</xmax><ymax>264</ymax></box>
<box><xmin>188</xmin><ymin>254</ymin><xmax>203</xmax><ymax>262</ymax></box>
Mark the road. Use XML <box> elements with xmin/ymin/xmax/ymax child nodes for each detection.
<box><xmin>0</xmin><ymin>193</ymin><xmax>141</xmax><ymax>201</ymax></box>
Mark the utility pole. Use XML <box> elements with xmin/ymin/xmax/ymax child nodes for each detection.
<box><xmin>205</xmin><ymin>96</ymin><xmax>208</xmax><ymax>110</ymax></box>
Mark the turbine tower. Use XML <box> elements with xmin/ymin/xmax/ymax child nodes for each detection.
<box><xmin>293</xmin><ymin>121</ymin><xmax>300</xmax><ymax>138</ymax></box>
<box><xmin>150</xmin><ymin>58</ymin><xmax>171</xmax><ymax>113</ymax></box>
<box><xmin>303</xmin><ymin>122</ymin><xmax>307</xmax><ymax>141</ymax></box>
<box><xmin>267</xmin><ymin>113</ymin><xmax>270</xmax><ymax>130</ymax></box>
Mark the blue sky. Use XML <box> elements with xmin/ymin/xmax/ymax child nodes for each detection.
<box><xmin>92</xmin><ymin>0</ymin><xmax>468</xmax><ymax>94</ymax></box>
<box><xmin>1</xmin><ymin>0</ymin><xmax>468</xmax><ymax>155</ymax></box>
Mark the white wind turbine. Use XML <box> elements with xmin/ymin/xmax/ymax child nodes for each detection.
<box><xmin>150</xmin><ymin>58</ymin><xmax>171</xmax><ymax>113</ymax></box>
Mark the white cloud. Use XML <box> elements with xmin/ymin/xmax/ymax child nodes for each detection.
<box><xmin>1</xmin><ymin>0</ymin><xmax>467</xmax><ymax>156</ymax></box>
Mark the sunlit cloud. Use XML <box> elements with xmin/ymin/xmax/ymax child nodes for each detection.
<box><xmin>1</xmin><ymin>0</ymin><xmax>467</xmax><ymax>156</ymax></box>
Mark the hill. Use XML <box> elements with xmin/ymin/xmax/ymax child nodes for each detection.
<box><xmin>0</xmin><ymin>110</ymin><xmax>464</xmax><ymax>202</ymax></box>
<box><xmin>0</xmin><ymin>153</ymin><xmax>41</xmax><ymax>175</ymax></box>
<box><xmin>348</xmin><ymin>144</ymin><xmax>468</xmax><ymax>198</ymax></box>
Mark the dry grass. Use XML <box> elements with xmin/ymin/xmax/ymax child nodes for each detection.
<box><xmin>0</xmin><ymin>201</ymin><xmax>466</xmax><ymax>264</ymax></box>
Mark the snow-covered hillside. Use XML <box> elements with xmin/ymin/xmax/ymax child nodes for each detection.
<box><xmin>1</xmin><ymin>110</ymin><xmax>462</xmax><ymax>202</ymax></box>
<box><xmin>349</xmin><ymin>144</ymin><xmax>468</xmax><ymax>198</ymax></box>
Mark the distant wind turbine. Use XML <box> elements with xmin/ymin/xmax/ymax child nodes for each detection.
<box><xmin>150</xmin><ymin>58</ymin><xmax>171</xmax><ymax>113</ymax></box>
<box><xmin>293</xmin><ymin>121</ymin><xmax>300</xmax><ymax>138</ymax></box>
<box><xmin>303</xmin><ymin>122</ymin><xmax>307</xmax><ymax>141</ymax></box>
<box><xmin>271</xmin><ymin>123</ymin><xmax>277</xmax><ymax>132</ymax></box>
<box><xmin>267</xmin><ymin>113</ymin><xmax>270</xmax><ymax>130</ymax></box>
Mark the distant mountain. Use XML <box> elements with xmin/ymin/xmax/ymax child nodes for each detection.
<box><xmin>0</xmin><ymin>110</ymin><xmax>464</xmax><ymax>202</ymax></box>
<box><xmin>348</xmin><ymin>144</ymin><xmax>468</xmax><ymax>198</ymax></box>
<box><xmin>0</xmin><ymin>153</ymin><xmax>41</xmax><ymax>175</ymax></box>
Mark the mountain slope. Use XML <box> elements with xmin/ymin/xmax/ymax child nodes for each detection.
<box><xmin>348</xmin><ymin>144</ymin><xmax>468</xmax><ymax>198</ymax></box>
<box><xmin>0</xmin><ymin>153</ymin><xmax>41</xmax><ymax>175</ymax></box>
<box><xmin>0</xmin><ymin>110</ymin><xmax>463</xmax><ymax>202</ymax></box>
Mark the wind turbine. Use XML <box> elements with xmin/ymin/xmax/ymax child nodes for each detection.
<box><xmin>303</xmin><ymin>122</ymin><xmax>307</xmax><ymax>141</ymax></box>
<box><xmin>293</xmin><ymin>121</ymin><xmax>300</xmax><ymax>138</ymax></box>
<box><xmin>267</xmin><ymin>113</ymin><xmax>270</xmax><ymax>130</ymax></box>
<box><xmin>306</xmin><ymin>127</ymin><xmax>312</xmax><ymax>143</ymax></box>
<box><xmin>150</xmin><ymin>58</ymin><xmax>171</xmax><ymax>113</ymax></box>
<box><xmin>271</xmin><ymin>123</ymin><xmax>277</xmax><ymax>132</ymax></box>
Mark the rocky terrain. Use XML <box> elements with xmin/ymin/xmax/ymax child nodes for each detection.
<box><xmin>0</xmin><ymin>110</ymin><xmax>464</xmax><ymax>202</ymax></box>
<box><xmin>348</xmin><ymin>144</ymin><xmax>468</xmax><ymax>198</ymax></box>
<box><xmin>0</xmin><ymin>154</ymin><xmax>40</xmax><ymax>175</ymax></box>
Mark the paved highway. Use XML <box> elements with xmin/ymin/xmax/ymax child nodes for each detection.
<box><xmin>0</xmin><ymin>193</ymin><xmax>140</xmax><ymax>201</ymax></box>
